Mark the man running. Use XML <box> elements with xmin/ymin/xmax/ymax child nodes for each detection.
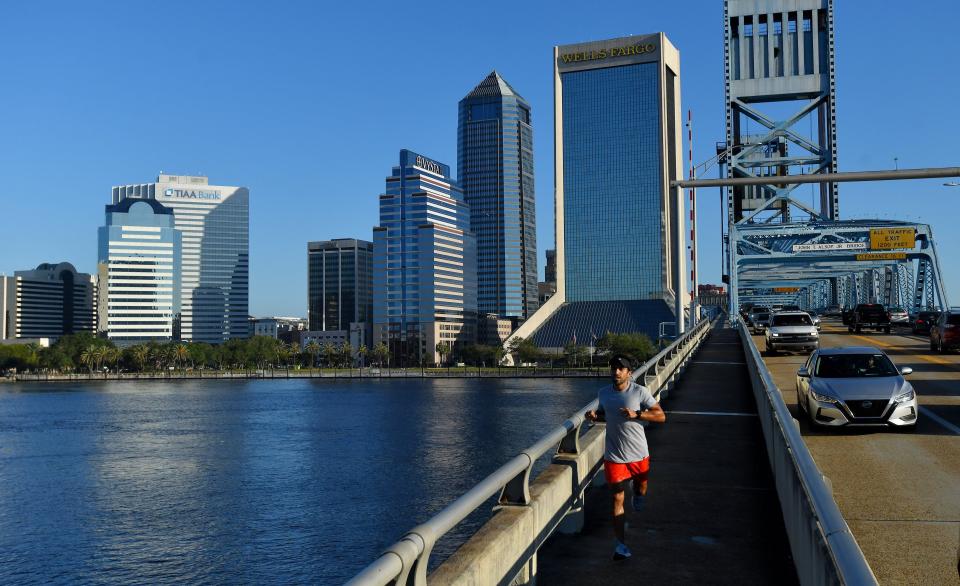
<box><xmin>585</xmin><ymin>354</ymin><xmax>666</xmax><ymax>561</ymax></box>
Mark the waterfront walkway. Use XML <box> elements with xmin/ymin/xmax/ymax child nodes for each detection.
<box><xmin>536</xmin><ymin>326</ymin><xmax>798</xmax><ymax>584</ymax></box>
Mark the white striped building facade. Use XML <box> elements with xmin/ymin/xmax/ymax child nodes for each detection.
<box><xmin>97</xmin><ymin>199</ymin><xmax>181</xmax><ymax>346</ymax></box>
<box><xmin>112</xmin><ymin>175</ymin><xmax>249</xmax><ymax>343</ymax></box>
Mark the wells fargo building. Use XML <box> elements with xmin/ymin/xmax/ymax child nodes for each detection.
<box><xmin>509</xmin><ymin>33</ymin><xmax>688</xmax><ymax>349</ymax></box>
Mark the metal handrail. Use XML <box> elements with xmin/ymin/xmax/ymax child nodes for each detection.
<box><xmin>737</xmin><ymin>321</ymin><xmax>877</xmax><ymax>585</ymax></box>
<box><xmin>348</xmin><ymin>315</ymin><xmax>716</xmax><ymax>586</ymax></box>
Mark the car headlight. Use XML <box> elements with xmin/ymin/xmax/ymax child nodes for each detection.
<box><xmin>810</xmin><ymin>389</ymin><xmax>836</xmax><ymax>403</ymax></box>
<box><xmin>811</xmin><ymin>330</ymin><xmax>819</xmax><ymax>336</ymax></box>
<box><xmin>894</xmin><ymin>388</ymin><xmax>916</xmax><ymax>403</ymax></box>
<box><xmin>771</xmin><ymin>332</ymin><xmax>780</xmax><ymax>337</ymax></box>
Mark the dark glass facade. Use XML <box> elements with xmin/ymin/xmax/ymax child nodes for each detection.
<box><xmin>562</xmin><ymin>62</ymin><xmax>664</xmax><ymax>301</ymax></box>
<box><xmin>458</xmin><ymin>72</ymin><xmax>537</xmax><ymax>324</ymax></box>
<box><xmin>307</xmin><ymin>239</ymin><xmax>373</xmax><ymax>333</ymax></box>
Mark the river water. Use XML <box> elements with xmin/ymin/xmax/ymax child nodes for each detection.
<box><xmin>0</xmin><ymin>377</ymin><xmax>601</xmax><ymax>584</ymax></box>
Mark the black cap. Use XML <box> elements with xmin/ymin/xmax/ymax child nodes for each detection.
<box><xmin>609</xmin><ymin>354</ymin><xmax>633</xmax><ymax>370</ymax></box>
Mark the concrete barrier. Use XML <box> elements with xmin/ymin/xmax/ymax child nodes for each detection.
<box><xmin>430</xmin><ymin>426</ymin><xmax>605</xmax><ymax>585</ymax></box>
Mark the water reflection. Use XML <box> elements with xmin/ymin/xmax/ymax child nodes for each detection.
<box><xmin>0</xmin><ymin>377</ymin><xmax>599</xmax><ymax>583</ymax></box>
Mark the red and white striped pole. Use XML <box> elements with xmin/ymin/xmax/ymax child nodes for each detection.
<box><xmin>688</xmin><ymin>110</ymin><xmax>698</xmax><ymax>321</ymax></box>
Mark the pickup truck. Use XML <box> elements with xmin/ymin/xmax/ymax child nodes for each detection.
<box><xmin>849</xmin><ymin>303</ymin><xmax>891</xmax><ymax>334</ymax></box>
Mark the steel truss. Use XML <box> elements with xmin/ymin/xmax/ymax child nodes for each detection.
<box><xmin>730</xmin><ymin>219</ymin><xmax>949</xmax><ymax>315</ymax></box>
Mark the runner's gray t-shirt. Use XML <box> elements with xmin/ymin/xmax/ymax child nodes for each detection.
<box><xmin>597</xmin><ymin>381</ymin><xmax>657</xmax><ymax>463</ymax></box>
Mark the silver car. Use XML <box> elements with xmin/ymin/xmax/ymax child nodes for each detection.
<box><xmin>796</xmin><ymin>347</ymin><xmax>918</xmax><ymax>429</ymax></box>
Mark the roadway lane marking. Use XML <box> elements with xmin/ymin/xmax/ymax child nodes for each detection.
<box><xmin>919</xmin><ymin>407</ymin><xmax>960</xmax><ymax>435</ymax></box>
<box><xmin>849</xmin><ymin>334</ymin><xmax>958</xmax><ymax>369</ymax></box>
<box><xmin>692</xmin><ymin>361</ymin><xmax>747</xmax><ymax>365</ymax></box>
<box><xmin>666</xmin><ymin>410</ymin><xmax>757</xmax><ymax>417</ymax></box>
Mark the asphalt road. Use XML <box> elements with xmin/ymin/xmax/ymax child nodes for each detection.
<box><xmin>754</xmin><ymin>318</ymin><xmax>960</xmax><ymax>585</ymax></box>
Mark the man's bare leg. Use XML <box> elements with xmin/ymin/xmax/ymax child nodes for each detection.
<box><xmin>611</xmin><ymin>482</ymin><xmax>627</xmax><ymax>543</ymax></box>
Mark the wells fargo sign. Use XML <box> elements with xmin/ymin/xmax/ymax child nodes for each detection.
<box><xmin>560</xmin><ymin>43</ymin><xmax>656</xmax><ymax>64</ymax></box>
<box><xmin>869</xmin><ymin>228</ymin><xmax>915</xmax><ymax>250</ymax></box>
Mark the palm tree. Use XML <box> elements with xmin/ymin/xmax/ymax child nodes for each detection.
<box><xmin>305</xmin><ymin>341</ymin><xmax>321</xmax><ymax>368</ymax></box>
<box><xmin>132</xmin><ymin>345</ymin><xmax>149</xmax><ymax>372</ymax></box>
<box><xmin>435</xmin><ymin>341</ymin><xmax>451</xmax><ymax>366</ymax></box>
<box><xmin>174</xmin><ymin>344</ymin><xmax>189</xmax><ymax>370</ymax></box>
<box><xmin>80</xmin><ymin>347</ymin><xmax>96</xmax><ymax>373</ymax></box>
<box><xmin>322</xmin><ymin>342</ymin><xmax>337</xmax><ymax>368</ymax></box>
<box><xmin>91</xmin><ymin>345</ymin><xmax>107</xmax><ymax>372</ymax></box>
<box><xmin>357</xmin><ymin>344</ymin><xmax>368</xmax><ymax>368</ymax></box>
<box><xmin>105</xmin><ymin>347</ymin><xmax>121</xmax><ymax>373</ymax></box>
<box><xmin>339</xmin><ymin>341</ymin><xmax>353</xmax><ymax>368</ymax></box>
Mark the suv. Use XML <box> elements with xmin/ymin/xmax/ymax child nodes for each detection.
<box><xmin>930</xmin><ymin>311</ymin><xmax>960</xmax><ymax>353</ymax></box>
<box><xmin>766</xmin><ymin>312</ymin><xmax>819</xmax><ymax>354</ymax></box>
<box><xmin>849</xmin><ymin>303</ymin><xmax>891</xmax><ymax>334</ymax></box>
<box><xmin>911</xmin><ymin>310</ymin><xmax>941</xmax><ymax>335</ymax></box>
<box><xmin>749</xmin><ymin>309</ymin><xmax>772</xmax><ymax>334</ymax></box>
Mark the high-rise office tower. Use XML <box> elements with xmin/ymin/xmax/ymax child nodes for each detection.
<box><xmin>0</xmin><ymin>262</ymin><xmax>96</xmax><ymax>341</ymax></box>
<box><xmin>458</xmin><ymin>71</ymin><xmax>537</xmax><ymax>326</ymax></box>
<box><xmin>112</xmin><ymin>174</ymin><xmax>249</xmax><ymax>343</ymax></box>
<box><xmin>97</xmin><ymin>199</ymin><xmax>181</xmax><ymax>346</ymax></box>
<box><xmin>307</xmin><ymin>238</ymin><xmax>374</xmax><ymax>344</ymax></box>
<box><xmin>509</xmin><ymin>33</ymin><xmax>687</xmax><ymax>349</ymax></box>
<box><xmin>373</xmin><ymin>150</ymin><xmax>477</xmax><ymax>365</ymax></box>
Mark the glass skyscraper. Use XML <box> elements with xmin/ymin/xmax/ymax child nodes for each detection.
<box><xmin>557</xmin><ymin>34</ymin><xmax>684</xmax><ymax>305</ymax></box>
<box><xmin>508</xmin><ymin>33</ymin><xmax>688</xmax><ymax>349</ymax></box>
<box><xmin>458</xmin><ymin>71</ymin><xmax>537</xmax><ymax>325</ymax></box>
<box><xmin>97</xmin><ymin>198</ymin><xmax>181</xmax><ymax>346</ymax></box>
<box><xmin>112</xmin><ymin>174</ymin><xmax>249</xmax><ymax>343</ymax></box>
<box><xmin>373</xmin><ymin>150</ymin><xmax>477</xmax><ymax>365</ymax></box>
<box><xmin>307</xmin><ymin>238</ymin><xmax>373</xmax><ymax>340</ymax></box>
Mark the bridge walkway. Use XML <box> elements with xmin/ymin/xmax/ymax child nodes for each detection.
<box><xmin>536</xmin><ymin>326</ymin><xmax>798</xmax><ymax>585</ymax></box>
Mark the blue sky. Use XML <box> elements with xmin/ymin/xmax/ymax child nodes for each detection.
<box><xmin>1</xmin><ymin>1</ymin><xmax>958</xmax><ymax>316</ymax></box>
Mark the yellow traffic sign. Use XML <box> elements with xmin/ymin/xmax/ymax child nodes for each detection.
<box><xmin>856</xmin><ymin>252</ymin><xmax>907</xmax><ymax>261</ymax></box>
<box><xmin>870</xmin><ymin>228</ymin><xmax>915</xmax><ymax>250</ymax></box>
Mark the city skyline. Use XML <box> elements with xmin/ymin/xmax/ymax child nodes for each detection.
<box><xmin>1</xmin><ymin>2</ymin><xmax>959</xmax><ymax>315</ymax></box>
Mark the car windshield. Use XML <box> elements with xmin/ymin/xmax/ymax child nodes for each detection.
<box><xmin>815</xmin><ymin>354</ymin><xmax>899</xmax><ymax>378</ymax></box>
<box><xmin>890</xmin><ymin>307</ymin><xmax>905</xmax><ymax>313</ymax></box>
<box><xmin>773</xmin><ymin>314</ymin><xmax>812</xmax><ymax>326</ymax></box>
<box><xmin>754</xmin><ymin>313</ymin><xmax>770</xmax><ymax>320</ymax></box>
<box><xmin>948</xmin><ymin>315</ymin><xmax>960</xmax><ymax>326</ymax></box>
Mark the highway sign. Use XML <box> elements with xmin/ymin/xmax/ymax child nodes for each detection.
<box><xmin>856</xmin><ymin>252</ymin><xmax>908</xmax><ymax>261</ymax></box>
<box><xmin>870</xmin><ymin>228</ymin><xmax>915</xmax><ymax>250</ymax></box>
<box><xmin>792</xmin><ymin>242</ymin><xmax>867</xmax><ymax>252</ymax></box>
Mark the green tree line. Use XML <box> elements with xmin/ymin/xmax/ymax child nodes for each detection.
<box><xmin>0</xmin><ymin>332</ymin><xmax>395</xmax><ymax>373</ymax></box>
<box><xmin>1</xmin><ymin>330</ymin><xmax>658</xmax><ymax>373</ymax></box>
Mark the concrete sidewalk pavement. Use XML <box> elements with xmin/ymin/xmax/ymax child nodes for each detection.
<box><xmin>536</xmin><ymin>327</ymin><xmax>798</xmax><ymax>585</ymax></box>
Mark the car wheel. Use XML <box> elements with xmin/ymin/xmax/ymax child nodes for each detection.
<box><xmin>855</xmin><ymin>326</ymin><xmax>862</xmax><ymax>333</ymax></box>
<box><xmin>939</xmin><ymin>339</ymin><xmax>945</xmax><ymax>354</ymax></box>
<box><xmin>931</xmin><ymin>338</ymin><xmax>937</xmax><ymax>351</ymax></box>
<box><xmin>848</xmin><ymin>326</ymin><xmax>853</xmax><ymax>333</ymax></box>
<box><xmin>885</xmin><ymin>327</ymin><xmax>891</xmax><ymax>334</ymax></box>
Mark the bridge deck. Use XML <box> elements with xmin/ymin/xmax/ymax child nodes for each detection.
<box><xmin>536</xmin><ymin>327</ymin><xmax>798</xmax><ymax>585</ymax></box>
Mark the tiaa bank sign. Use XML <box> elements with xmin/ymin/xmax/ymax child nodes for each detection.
<box><xmin>164</xmin><ymin>188</ymin><xmax>222</xmax><ymax>200</ymax></box>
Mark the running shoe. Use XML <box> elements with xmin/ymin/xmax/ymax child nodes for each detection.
<box><xmin>613</xmin><ymin>541</ymin><xmax>632</xmax><ymax>561</ymax></box>
<box><xmin>632</xmin><ymin>494</ymin><xmax>646</xmax><ymax>512</ymax></box>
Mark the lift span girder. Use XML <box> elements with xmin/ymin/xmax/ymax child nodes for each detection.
<box><xmin>730</xmin><ymin>219</ymin><xmax>948</xmax><ymax>314</ymax></box>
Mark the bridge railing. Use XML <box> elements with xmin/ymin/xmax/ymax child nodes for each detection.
<box><xmin>347</xmin><ymin>314</ymin><xmax>718</xmax><ymax>586</ymax></box>
<box><xmin>737</xmin><ymin>321</ymin><xmax>877</xmax><ymax>586</ymax></box>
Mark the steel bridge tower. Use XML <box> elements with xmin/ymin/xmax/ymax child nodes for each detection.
<box><xmin>724</xmin><ymin>0</ymin><xmax>838</xmax><ymax>224</ymax></box>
